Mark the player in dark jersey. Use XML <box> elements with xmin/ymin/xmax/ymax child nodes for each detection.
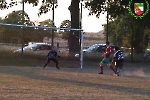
<box><xmin>112</xmin><ymin>46</ymin><xmax>124</xmax><ymax>76</ymax></box>
<box><xmin>99</xmin><ymin>41</ymin><xmax>116</xmax><ymax>74</ymax></box>
<box><xmin>43</xmin><ymin>46</ymin><xmax>60</xmax><ymax>69</ymax></box>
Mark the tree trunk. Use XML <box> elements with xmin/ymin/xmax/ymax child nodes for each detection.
<box><xmin>68</xmin><ymin>0</ymin><xmax>80</xmax><ymax>53</ymax></box>
<box><xmin>134</xmin><ymin>28</ymin><xmax>144</xmax><ymax>54</ymax></box>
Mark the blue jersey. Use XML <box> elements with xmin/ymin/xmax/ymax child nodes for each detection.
<box><xmin>48</xmin><ymin>50</ymin><xmax>57</xmax><ymax>58</ymax></box>
<box><xmin>113</xmin><ymin>50</ymin><xmax>124</xmax><ymax>63</ymax></box>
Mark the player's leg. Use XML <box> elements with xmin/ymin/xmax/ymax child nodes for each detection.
<box><xmin>99</xmin><ymin>59</ymin><xmax>105</xmax><ymax>74</ymax></box>
<box><xmin>43</xmin><ymin>58</ymin><xmax>51</xmax><ymax>68</ymax></box>
<box><xmin>114</xmin><ymin>65</ymin><xmax>118</xmax><ymax>73</ymax></box>
<box><xmin>106</xmin><ymin>58</ymin><xmax>115</xmax><ymax>73</ymax></box>
<box><xmin>113</xmin><ymin>63</ymin><xmax>119</xmax><ymax>76</ymax></box>
<box><xmin>51</xmin><ymin>58</ymin><xmax>59</xmax><ymax>69</ymax></box>
<box><xmin>108</xmin><ymin>63</ymin><xmax>115</xmax><ymax>73</ymax></box>
<box><xmin>116</xmin><ymin>62</ymin><xmax>123</xmax><ymax>76</ymax></box>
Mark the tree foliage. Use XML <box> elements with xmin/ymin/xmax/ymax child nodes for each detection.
<box><xmin>1</xmin><ymin>0</ymin><xmax>82</xmax><ymax>52</ymax></box>
<box><xmin>39</xmin><ymin>19</ymin><xmax>57</xmax><ymax>37</ymax></box>
<box><xmin>60</xmin><ymin>20</ymin><xmax>71</xmax><ymax>40</ymax></box>
<box><xmin>39</xmin><ymin>19</ymin><xmax>55</xmax><ymax>27</ymax></box>
<box><xmin>1</xmin><ymin>10</ymin><xmax>33</xmax><ymax>43</ymax></box>
<box><xmin>0</xmin><ymin>10</ymin><xmax>60</xmax><ymax>43</ymax></box>
<box><xmin>4</xmin><ymin>10</ymin><xmax>31</xmax><ymax>25</ymax></box>
<box><xmin>0</xmin><ymin>0</ymin><xmax>58</xmax><ymax>16</ymax></box>
<box><xmin>85</xmin><ymin>0</ymin><xmax>150</xmax><ymax>53</ymax></box>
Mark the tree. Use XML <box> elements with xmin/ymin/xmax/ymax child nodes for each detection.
<box><xmin>39</xmin><ymin>19</ymin><xmax>58</xmax><ymax>37</ymax></box>
<box><xmin>68</xmin><ymin>0</ymin><xmax>80</xmax><ymax>52</ymax></box>
<box><xmin>2</xmin><ymin>10</ymin><xmax>32</xmax><ymax>43</ymax></box>
<box><xmin>0</xmin><ymin>17</ymin><xmax>5</xmax><ymax>42</ymax></box>
<box><xmin>144</xmin><ymin>27</ymin><xmax>150</xmax><ymax>48</ymax></box>
<box><xmin>0</xmin><ymin>0</ymin><xmax>18</xmax><ymax>9</ymax></box>
<box><xmin>1</xmin><ymin>0</ymin><xmax>81</xmax><ymax>52</ymax></box>
<box><xmin>0</xmin><ymin>17</ymin><xmax>3</xmax><ymax>22</ymax></box>
<box><xmin>39</xmin><ymin>19</ymin><xmax>55</xmax><ymax>27</ymax></box>
<box><xmin>85</xmin><ymin>0</ymin><xmax>150</xmax><ymax>54</ymax></box>
<box><xmin>4</xmin><ymin>10</ymin><xmax>31</xmax><ymax>24</ymax></box>
<box><xmin>60</xmin><ymin>20</ymin><xmax>71</xmax><ymax>40</ymax></box>
<box><xmin>25</xmin><ymin>0</ymin><xmax>81</xmax><ymax>52</ymax></box>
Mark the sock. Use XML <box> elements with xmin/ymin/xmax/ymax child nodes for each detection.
<box><xmin>56</xmin><ymin>63</ymin><xmax>59</xmax><ymax>69</ymax></box>
<box><xmin>43</xmin><ymin>63</ymin><xmax>47</xmax><ymax>68</ymax></box>
<box><xmin>110</xmin><ymin>65</ymin><xmax>115</xmax><ymax>72</ymax></box>
<box><xmin>100</xmin><ymin>65</ymin><xmax>103</xmax><ymax>72</ymax></box>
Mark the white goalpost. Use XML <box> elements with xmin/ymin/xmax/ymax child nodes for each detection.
<box><xmin>80</xmin><ymin>31</ymin><xmax>84</xmax><ymax>68</ymax></box>
<box><xmin>0</xmin><ymin>22</ymin><xmax>84</xmax><ymax>69</ymax></box>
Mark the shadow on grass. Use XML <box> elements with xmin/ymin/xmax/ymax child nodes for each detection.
<box><xmin>0</xmin><ymin>53</ymin><xmax>39</xmax><ymax>66</ymax></box>
<box><xmin>0</xmin><ymin>66</ymin><xmax>150</xmax><ymax>97</ymax></box>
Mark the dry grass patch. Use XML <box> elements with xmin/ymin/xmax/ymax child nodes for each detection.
<box><xmin>0</xmin><ymin>63</ymin><xmax>150</xmax><ymax>100</ymax></box>
<box><xmin>0</xmin><ymin>44</ymin><xmax>150</xmax><ymax>99</ymax></box>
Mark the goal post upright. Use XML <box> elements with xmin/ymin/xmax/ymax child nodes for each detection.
<box><xmin>80</xmin><ymin>31</ymin><xmax>84</xmax><ymax>69</ymax></box>
<box><xmin>0</xmin><ymin>22</ymin><xmax>84</xmax><ymax>68</ymax></box>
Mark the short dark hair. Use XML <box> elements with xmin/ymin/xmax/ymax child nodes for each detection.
<box><xmin>106</xmin><ymin>41</ymin><xmax>110</xmax><ymax>45</ymax></box>
<box><xmin>114</xmin><ymin>46</ymin><xmax>120</xmax><ymax>50</ymax></box>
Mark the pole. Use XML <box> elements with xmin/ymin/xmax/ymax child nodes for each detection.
<box><xmin>52</xmin><ymin>2</ymin><xmax>54</xmax><ymax>47</ymax></box>
<box><xmin>80</xmin><ymin>31</ymin><xmax>84</xmax><ymax>69</ymax></box>
<box><xmin>80</xmin><ymin>2</ymin><xmax>83</xmax><ymax>68</ymax></box>
<box><xmin>106</xmin><ymin>1</ymin><xmax>108</xmax><ymax>42</ymax></box>
<box><xmin>131</xmin><ymin>18</ymin><xmax>134</xmax><ymax>61</ymax></box>
<box><xmin>131</xmin><ymin>31</ymin><xmax>133</xmax><ymax>61</ymax></box>
<box><xmin>80</xmin><ymin>2</ymin><xmax>82</xmax><ymax>46</ymax></box>
<box><xmin>80</xmin><ymin>3</ymin><xmax>82</xmax><ymax>24</ymax></box>
<box><xmin>21</xmin><ymin>0</ymin><xmax>24</xmax><ymax>55</ymax></box>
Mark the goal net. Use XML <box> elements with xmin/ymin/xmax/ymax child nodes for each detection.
<box><xmin>0</xmin><ymin>22</ymin><xmax>84</xmax><ymax>68</ymax></box>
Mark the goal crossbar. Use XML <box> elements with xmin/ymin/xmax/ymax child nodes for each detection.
<box><xmin>0</xmin><ymin>22</ymin><xmax>83</xmax><ymax>31</ymax></box>
<box><xmin>0</xmin><ymin>22</ymin><xmax>84</xmax><ymax>69</ymax></box>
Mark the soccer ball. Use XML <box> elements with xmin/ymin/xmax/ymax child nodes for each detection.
<box><xmin>75</xmin><ymin>54</ymin><xmax>79</xmax><ymax>57</ymax></box>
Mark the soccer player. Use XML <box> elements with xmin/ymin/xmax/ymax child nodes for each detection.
<box><xmin>112</xmin><ymin>46</ymin><xmax>124</xmax><ymax>76</ymax></box>
<box><xmin>43</xmin><ymin>46</ymin><xmax>60</xmax><ymax>69</ymax></box>
<box><xmin>99</xmin><ymin>41</ymin><xmax>115</xmax><ymax>74</ymax></box>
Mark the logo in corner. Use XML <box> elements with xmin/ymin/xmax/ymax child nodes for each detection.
<box><xmin>128</xmin><ymin>0</ymin><xmax>149</xmax><ymax>19</ymax></box>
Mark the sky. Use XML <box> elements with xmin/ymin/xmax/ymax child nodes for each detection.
<box><xmin>0</xmin><ymin>0</ymin><xmax>107</xmax><ymax>32</ymax></box>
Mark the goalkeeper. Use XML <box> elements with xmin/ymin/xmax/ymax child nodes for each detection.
<box><xmin>43</xmin><ymin>46</ymin><xmax>60</xmax><ymax>69</ymax></box>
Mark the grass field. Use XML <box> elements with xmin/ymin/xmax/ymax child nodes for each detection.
<box><xmin>0</xmin><ymin>61</ymin><xmax>150</xmax><ymax>100</ymax></box>
<box><xmin>0</xmin><ymin>44</ymin><xmax>150</xmax><ymax>100</ymax></box>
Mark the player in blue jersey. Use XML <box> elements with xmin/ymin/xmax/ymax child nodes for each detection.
<box><xmin>43</xmin><ymin>46</ymin><xmax>60</xmax><ymax>69</ymax></box>
<box><xmin>111</xmin><ymin>46</ymin><xmax>124</xmax><ymax>76</ymax></box>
